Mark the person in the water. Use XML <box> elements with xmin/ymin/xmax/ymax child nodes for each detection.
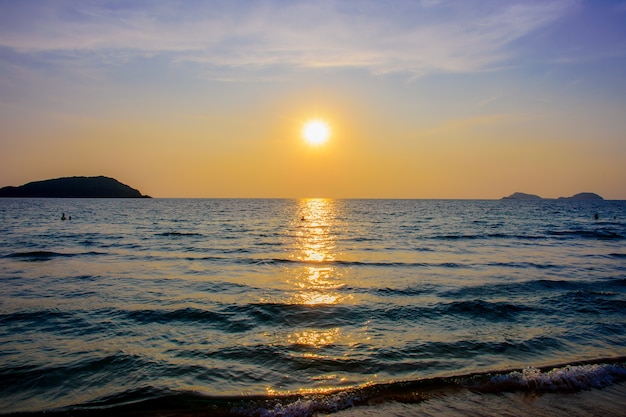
<box><xmin>61</xmin><ymin>213</ymin><xmax>66</xmax><ymax>221</ymax></box>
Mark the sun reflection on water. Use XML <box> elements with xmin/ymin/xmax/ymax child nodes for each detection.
<box><xmin>296</xmin><ymin>198</ymin><xmax>336</xmax><ymax>262</ymax></box>
<box><xmin>272</xmin><ymin>199</ymin><xmax>371</xmax><ymax>393</ymax></box>
<box><xmin>288</xmin><ymin>328</ymin><xmax>340</xmax><ymax>348</ymax></box>
<box><xmin>289</xmin><ymin>198</ymin><xmax>348</xmax><ymax>306</ymax></box>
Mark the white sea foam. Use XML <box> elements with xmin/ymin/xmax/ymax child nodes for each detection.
<box><xmin>237</xmin><ymin>390</ymin><xmax>364</xmax><ymax>417</ymax></box>
<box><xmin>486</xmin><ymin>363</ymin><xmax>626</xmax><ymax>392</ymax></box>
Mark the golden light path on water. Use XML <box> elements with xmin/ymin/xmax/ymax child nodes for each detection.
<box><xmin>267</xmin><ymin>198</ymin><xmax>364</xmax><ymax>395</ymax></box>
<box><xmin>291</xmin><ymin>198</ymin><xmax>346</xmax><ymax>307</ymax></box>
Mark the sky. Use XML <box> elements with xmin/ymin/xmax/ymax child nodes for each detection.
<box><xmin>1</xmin><ymin>0</ymin><xmax>625</xmax><ymax>199</ymax></box>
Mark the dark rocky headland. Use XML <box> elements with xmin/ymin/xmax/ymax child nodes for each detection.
<box><xmin>0</xmin><ymin>176</ymin><xmax>151</xmax><ymax>198</ymax></box>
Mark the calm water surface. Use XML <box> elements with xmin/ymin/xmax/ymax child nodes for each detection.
<box><xmin>1</xmin><ymin>198</ymin><xmax>625</xmax><ymax>416</ymax></box>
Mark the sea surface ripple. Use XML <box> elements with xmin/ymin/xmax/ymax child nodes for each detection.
<box><xmin>0</xmin><ymin>198</ymin><xmax>625</xmax><ymax>416</ymax></box>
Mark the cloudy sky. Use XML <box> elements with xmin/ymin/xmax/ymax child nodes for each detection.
<box><xmin>1</xmin><ymin>0</ymin><xmax>625</xmax><ymax>198</ymax></box>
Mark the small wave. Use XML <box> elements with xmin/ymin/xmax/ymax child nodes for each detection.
<box><xmin>545</xmin><ymin>290</ymin><xmax>626</xmax><ymax>315</ymax></box>
<box><xmin>470</xmin><ymin>360</ymin><xmax>626</xmax><ymax>393</ymax></box>
<box><xmin>1</xmin><ymin>352</ymin><xmax>152</xmax><ymax>391</ymax></box>
<box><xmin>223</xmin><ymin>303</ymin><xmax>360</xmax><ymax>328</ymax></box>
<box><xmin>342</xmin><ymin>236</ymin><xmax>383</xmax><ymax>242</ymax></box>
<box><xmin>611</xmin><ymin>278</ymin><xmax>626</xmax><ymax>286</ymax></box>
<box><xmin>229</xmin><ymin>257</ymin><xmax>464</xmax><ymax>269</ymax></box>
<box><xmin>254</xmin><ymin>241</ymin><xmax>284</xmax><ymax>247</ymax></box>
<box><xmin>121</xmin><ymin>307</ymin><xmax>254</xmax><ymax>332</ymax></box>
<box><xmin>438</xmin><ymin>299</ymin><xmax>531</xmax><ymax>320</ymax></box>
<box><xmin>5</xmin><ymin>250</ymin><xmax>74</xmax><ymax>260</ymax></box>
<box><xmin>203</xmin><ymin>281</ymin><xmax>257</xmax><ymax>295</ymax></box>
<box><xmin>433</xmin><ymin>229</ymin><xmax>626</xmax><ymax>241</ymax></box>
<box><xmin>375</xmin><ymin>286</ymin><xmax>437</xmax><ymax>296</ymax></box>
<box><xmin>1</xmin><ymin>309</ymin><xmax>74</xmax><ymax>324</ymax></box>
<box><xmin>222</xmin><ymin>248</ymin><xmax>252</xmax><ymax>254</ymax></box>
<box><xmin>431</xmin><ymin>233</ymin><xmax>545</xmax><ymax>241</ymax></box>
<box><xmin>108</xmin><ymin>299</ymin><xmax>534</xmax><ymax>331</ymax></box>
<box><xmin>442</xmin><ymin>278</ymin><xmax>626</xmax><ymax>301</ymax></box>
<box><xmin>486</xmin><ymin>261</ymin><xmax>562</xmax><ymax>269</ymax></box>
<box><xmin>4</xmin><ymin>251</ymin><xmax>105</xmax><ymax>261</ymax></box>
<box><xmin>20</xmin><ymin>358</ymin><xmax>626</xmax><ymax>417</ymax></box>
<box><xmin>156</xmin><ymin>231</ymin><xmax>203</xmax><ymax>237</ymax></box>
<box><xmin>547</xmin><ymin>229</ymin><xmax>624</xmax><ymax>240</ymax></box>
<box><xmin>433</xmin><ymin>234</ymin><xmax>481</xmax><ymax>240</ymax></box>
<box><xmin>190</xmin><ymin>254</ymin><xmax>468</xmax><ymax>269</ymax></box>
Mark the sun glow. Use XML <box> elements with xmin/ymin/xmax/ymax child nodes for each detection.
<box><xmin>302</xmin><ymin>120</ymin><xmax>330</xmax><ymax>146</ymax></box>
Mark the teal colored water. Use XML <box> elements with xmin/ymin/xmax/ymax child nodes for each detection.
<box><xmin>1</xmin><ymin>199</ymin><xmax>625</xmax><ymax>416</ymax></box>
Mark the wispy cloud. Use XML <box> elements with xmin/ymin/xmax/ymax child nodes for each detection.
<box><xmin>424</xmin><ymin>113</ymin><xmax>534</xmax><ymax>137</ymax></box>
<box><xmin>0</xmin><ymin>0</ymin><xmax>577</xmax><ymax>77</ymax></box>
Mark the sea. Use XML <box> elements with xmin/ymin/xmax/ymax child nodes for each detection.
<box><xmin>1</xmin><ymin>198</ymin><xmax>625</xmax><ymax>416</ymax></box>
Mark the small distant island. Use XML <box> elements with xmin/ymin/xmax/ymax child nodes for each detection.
<box><xmin>502</xmin><ymin>192</ymin><xmax>543</xmax><ymax>200</ymax></box>
<box><xmin>502</xmin><ymin>192</ymin><xmax>604</xmax><ymax>201</ymax></box>
<box><xmin>0</xmin><ymin>176</ymin><xmax>151</xmax><ymax>198</ymax></box>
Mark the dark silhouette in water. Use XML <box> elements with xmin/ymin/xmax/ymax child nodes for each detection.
<box><xmin>559</xmin><ymin>192</ymin><xmax>604</xmax><ymax>201</ymax></box>
<box><xmin>0</xmin><ymin>176</ymin><xmax>151</xmax><ymax>198</ymax></box>
<box><xmin>502</xmin><ymin>192</ymin><xmax>542</xmax><ymax>200</ymax></box>
<box><xmin>61</xmin><ymin>213</ymin><xmax>66</xmax><ymax>221</ymax></box>
<box><xmin>502</xmin><ymin>192</ymin><xmax>604</xmax><ymax>201</ymax></box>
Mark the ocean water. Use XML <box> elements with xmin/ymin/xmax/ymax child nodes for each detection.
<box><xmin>0</xmin><ymin>198</ymin><xmax>625</xmax><ymax>416</ymax></box>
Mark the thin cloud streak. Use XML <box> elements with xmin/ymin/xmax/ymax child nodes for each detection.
<box><xmin>0</xmin><ymin>0</ymin><xmax>577</xmax><ymax>77</ymax></box>
<box><xmin>422</xmin><ymin>112</ymin><xmax>538</xmax><ymax>138</ymax></box>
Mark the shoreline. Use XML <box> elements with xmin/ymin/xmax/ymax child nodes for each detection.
<box><xmin>5</xmin><ymin>357</ymin><xmax>626</xmax><ymax>417</ymax></box>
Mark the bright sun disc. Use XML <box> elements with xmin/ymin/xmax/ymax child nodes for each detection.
<box><xmin>303</xmin><ymin>120</ymin><xmax>330</xmax><ymax>145</ymax></box>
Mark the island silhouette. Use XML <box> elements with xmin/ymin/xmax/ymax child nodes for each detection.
<box><xmin>502</xmin><ymin>192</ymin><xmax>604</xmax><ymax>201</ymax></box>
<box><xmin>0</xmin><ymin>176</ymin><xmax>150</xmax><ymax>198</ymax></box>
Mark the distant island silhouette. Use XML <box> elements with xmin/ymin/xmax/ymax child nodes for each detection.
<box><xmin>502</xmin><ymin>192</ymin><xmax>543</xmax><ymax>200</ymax></box>
<box><xmin>0</xmin><ymin>176</ymin><xmax>151</xmax><ymax>198</ymax></box>
<box><xmin>503</xmin><ymin>192</ymin><xmax>604</xmax><ymax>201</ymax></box>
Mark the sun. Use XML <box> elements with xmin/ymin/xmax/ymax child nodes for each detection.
<box><xmin>302</xmin><ymin>120</ymin><xmax>330</xmax><ymax>146</ymax></box>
